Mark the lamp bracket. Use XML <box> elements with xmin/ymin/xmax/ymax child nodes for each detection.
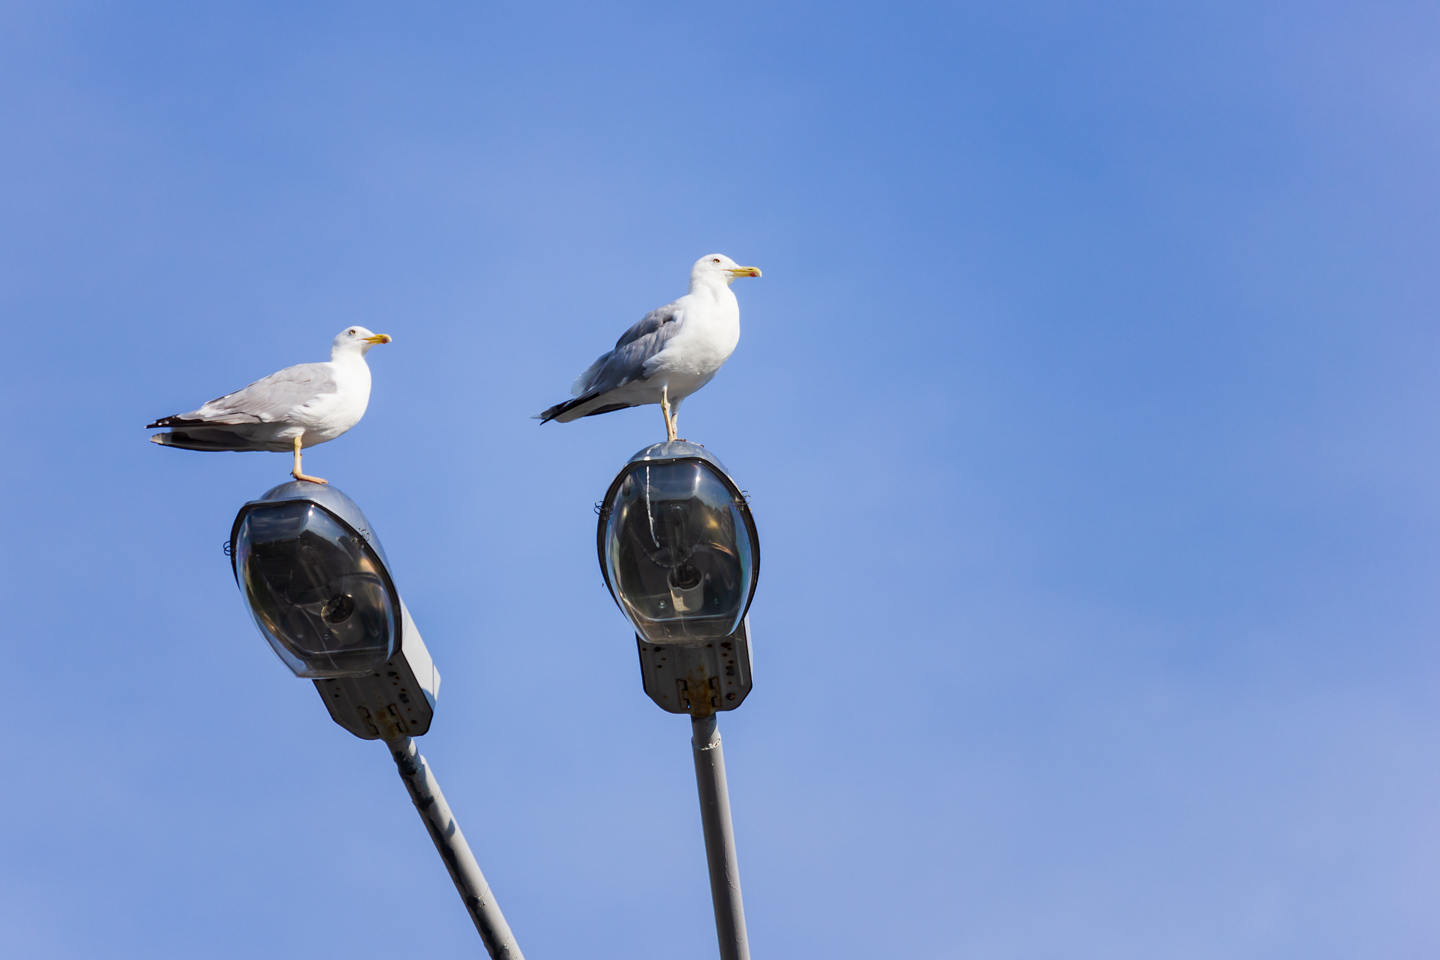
<box><xmin>636</xmin><ymin>619</ymin><xmax>753</xmax><ymax>715</ymax></box>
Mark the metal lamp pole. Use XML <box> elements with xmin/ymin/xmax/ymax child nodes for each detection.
<box><xmin>229</xmin><ymin>481</ymin><xmax>526</xmax><ymax>959</ymax></box>
<box><xmin>598</xmin><ymin>441</ymin><xmax>762</xmax><ymax>960</ymax></box>
<box><xmin>387</xmin><ymin>735</ymin><xmax>525</xmax><ymax>959</ymax></box>
<box><xmin>691</xmin><ymin>712</ymin><xmax>750</xmax><ymax>960</ymax></box>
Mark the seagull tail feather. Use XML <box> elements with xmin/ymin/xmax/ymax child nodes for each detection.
<box><xmin>148</xmin><ymin>430</ymin><xmax>270</xmax><ymax>452</ymax></box>
<box><xmin>537</xmin><ymin>394</ymin><xmax>636</xmax><ymax>424</ymax></box>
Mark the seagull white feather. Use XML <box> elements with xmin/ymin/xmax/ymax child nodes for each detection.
<box><xmin>146</xmin><ymin>326</ymin><xmax>392</xmax><ymax>484</ymax></box>
<box><xmin>538</xmin><ymin>253</ymin><xmax>762</xmax><ymax>441</ymax></box>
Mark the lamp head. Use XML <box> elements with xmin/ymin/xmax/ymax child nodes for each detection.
<box><xmin>228</xmin><ymin>482</ymin><xmax>440</xmax><ymax>740</ymax></box>
<box><xmin>230</xmin><ymin>482</ymin><xmax>400</xmax><ymax>679</ymax></box>
<box><xmin>597</xmin><ymin>441</ymin><xmax>759</xmax><ymax>646</ymax></box>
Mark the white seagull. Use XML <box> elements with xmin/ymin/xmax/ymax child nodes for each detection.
<box><xmin>538</xmin><ymin>253</ymin><xmax>762</xmax><ymax>441</ymax></box>
<box><xmin>147</xmin><ymin>326</ymin><xmax>392</xmax><ymax>484</ymax></box>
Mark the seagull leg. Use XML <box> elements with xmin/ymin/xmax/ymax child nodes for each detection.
<box><xmin>661</xmin><ymin>386</ymin><xmax>678</xmax><ymax>442</ymax></box>
<box><xmin>291</xmin><ymin>436</ymin><xmax>328</xmax><ymax>485</ymax></box>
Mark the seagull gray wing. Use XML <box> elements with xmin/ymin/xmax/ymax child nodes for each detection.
<box><xmin>152</xmin><ymin>362</ymin><xmax>338</xmax><ymax>427</ymax></box>
<box><xmin>571</xmin><ymin>301</ymin><xmax>686</xmax><ymax>397</ymax></box>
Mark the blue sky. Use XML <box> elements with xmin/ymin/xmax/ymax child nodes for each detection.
<box><xmin>3</xmin><ymin>1</ymin><xmax>1439</xmax><ymax>956</ymax></box>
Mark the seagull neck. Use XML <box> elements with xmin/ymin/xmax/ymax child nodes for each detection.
<box><xmin>331</xmin><ymin>345</ymin><xmax>369</xmax><ymax>364</ymax></box>
<box><xmin>689</xmin><ymin>276</ymin><xmax>734</xmax><ymax>300</ymax></box>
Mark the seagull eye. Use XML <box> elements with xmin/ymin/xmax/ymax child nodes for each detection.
<box><xmin>348</xmin><ymin>328</ymin><xmax>357</xmax><ymax>335</ymax></box>
<box><xmin>712</xmin><ymin>258</ymin><xmax>721</xmax><ymax>263</ymax></box>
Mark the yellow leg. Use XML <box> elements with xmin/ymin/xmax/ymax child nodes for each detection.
<box><xmin>661</xmin><ymin>386</ymin><xmax>678</xmax><ymax>442</ymax></box>
<box><xmin>291</xmin><ymin>436</ymin><xmax>328</xmax><ymax>484</ymax></box>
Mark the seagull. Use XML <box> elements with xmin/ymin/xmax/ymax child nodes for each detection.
<box><xmin>538</xmin><ymin>253</ymin><xmax>762</xmax><ymax>441</ymax></box>
<box><xmin>147</xmin><ymin>326</ymin><xmax>392</xmax><ymax>484</ymax></box>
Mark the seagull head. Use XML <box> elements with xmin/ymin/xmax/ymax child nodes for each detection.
<box><xmin>332</xmin><ymin>325</ymin><xmax>393</xmax><ymax>358</ymax></box>
<box><xmin>692</xmin><ymin>253</ymin><xmax>763</xmax><ymax>288</ymax></box>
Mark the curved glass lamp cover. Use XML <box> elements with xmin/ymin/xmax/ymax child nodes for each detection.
<box><xmin>601</xmin><ymin>451</ymin><xmax>758</xmax><ymax>644</ymax></box>
<box><xmin>232</xmin><ymin>498</ymin><xmax>399</xmax><ymax>678</ymax></box>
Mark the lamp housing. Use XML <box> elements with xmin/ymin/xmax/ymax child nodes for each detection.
<box><xmin>230</xmin><ymin>482</ymin><xmax>439</xmax><ymax>740</ymax></box>
<box><xmin>232</xmin><ymin>483</ymin><xmax>401</xmax><ymax>678</ymax></box>
<box><xmin>597</xmin><ymin>441</ymin><xmax>759</xmax><ymax>646</ymax></box>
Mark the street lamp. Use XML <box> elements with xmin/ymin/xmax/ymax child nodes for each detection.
<box><xmin>597</xmin><ymin>440</ymin><xmax>759</xmax><ymax>960</ymax></box>
<box><xmin>229</xmin><ymin>481</ymin><xmax>524</xmax><ymax>960</ymax></box>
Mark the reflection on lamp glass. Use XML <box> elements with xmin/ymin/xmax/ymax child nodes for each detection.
<box><xmin>234</xmin><ymin>501</ymin><xmax>398</xmax><ymax>678</ymax></box>
<box><xmin>603</xmin><ymin>459</ymin><xmax>755</xmax><ymax>644</ymax></box>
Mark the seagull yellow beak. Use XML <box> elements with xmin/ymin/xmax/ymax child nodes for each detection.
<box><xmin>726</xmin><ymin>265</ymin><xmax>762</xmax><ymax>279</ymax></box>
<box><xmin>364</xmin><ymin>333</ymin><xmax>392</xmax><ymax>344</ymax></box>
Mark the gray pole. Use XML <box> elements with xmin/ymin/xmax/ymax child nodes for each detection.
<box><xmin>691</xmin><ymin>713</ymin><xmax>751</xmax><ymax>960</ymax></box>
<box><xmin>386</xmin><ymin>736</ymin><xmax>526</xmax><ymax>959</ymax></box>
